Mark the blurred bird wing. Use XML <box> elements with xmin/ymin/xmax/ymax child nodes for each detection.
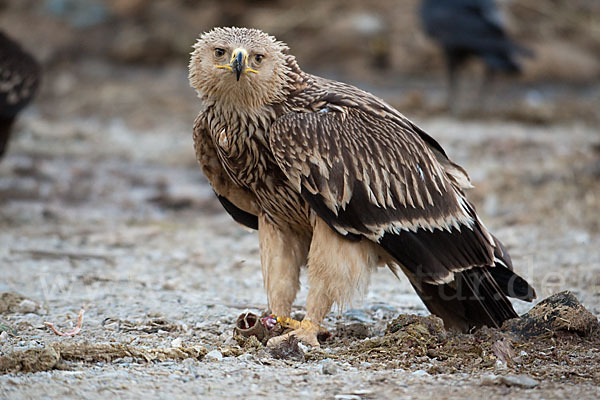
<box><xmin>270</xmin><ymin>103</ymin><xmax>495</xmax><ymax>283</ymax></box>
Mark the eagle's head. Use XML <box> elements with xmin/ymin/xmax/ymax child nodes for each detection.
<box><xmin>189</xmin><ymin>27</ymin><xmax>297</xmax><ymax>110</ymax></box>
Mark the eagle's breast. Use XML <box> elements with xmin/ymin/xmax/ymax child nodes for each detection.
<box><xmin>205</xmin><ymin>106</ymin><xmax>311</xmax><ymax>230</ymax></box>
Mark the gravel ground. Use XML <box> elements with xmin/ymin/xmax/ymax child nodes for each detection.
<box><xmin>1</xmin><ymin>62</ymin><xmax>599</xmax><ymax>399</ymax></box>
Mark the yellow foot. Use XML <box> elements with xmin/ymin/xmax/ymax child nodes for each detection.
<box><xmin>267</xmin><ymin>318</ymin><xmax>322</xmax><ymax>348</ymax></box>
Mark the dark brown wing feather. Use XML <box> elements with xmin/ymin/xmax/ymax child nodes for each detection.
<box><xmin>270</xmin><ymin>103</ymin><xmax>493</xmax><ymax>283</ymax></box>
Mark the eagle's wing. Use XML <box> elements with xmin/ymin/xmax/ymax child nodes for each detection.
<box><xmin>193</xmin><ymin>114</ymin><xmax>259</xmax><ymax>229</ymax></box>
<box><xmin>269</xmin><ymin>99</ymin><xmax>535</xmax><ymax>330</ymax></box>
<box><xmin>270</xmin><ymin>101</ymin><xmax>500</xmax><ymax>285</ymax></box>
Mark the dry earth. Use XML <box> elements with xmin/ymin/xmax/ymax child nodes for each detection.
<box><xmin>0</xmin><ymin>57</ymin><xmax>599</xmax><ymax>399</ymax></box>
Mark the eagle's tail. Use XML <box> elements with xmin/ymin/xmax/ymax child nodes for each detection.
<box><xmin>407</xmin><ymin>235</ymin><xmax>536</xmax><ymax>332</ymax></box>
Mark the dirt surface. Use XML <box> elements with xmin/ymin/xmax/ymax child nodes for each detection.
<box><xmin>1</xmin><ymin>1</ymin><xmax>600</xmax><ymax>398</ymax></box>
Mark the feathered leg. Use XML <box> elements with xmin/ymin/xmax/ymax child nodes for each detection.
<box><xmin>258</xmin><ymin>214</ymin><xmax>309</xmax><ymax>318</ymax></box>
<box><xmin>269</xmin><ymin>217</ymin><xmax>380</xmax><ymax>347</ymax></box>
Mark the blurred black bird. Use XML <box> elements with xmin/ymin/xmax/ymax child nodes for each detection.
<box><xmin>0</xmin><ymin>31</ymin><xmax>41</xmax><ymax>159</ymax></box>
<box><xmin>420</xmin><ymin>0</ymin><xmax>531</xmax><ymax>111</ymax></box>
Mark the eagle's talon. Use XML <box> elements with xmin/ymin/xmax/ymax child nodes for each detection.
<box><xmin>267</xmin><ymin>318</ymin><xmax>323</xmax><ymax>348</ymax></box>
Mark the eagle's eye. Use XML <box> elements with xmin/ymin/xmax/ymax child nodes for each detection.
<box><xmin>214</xmin><ymin>48</ymin><xmax>225</xmax><ymax>58</ymax></box>
<box><xmin>254</xmin><ymin>54</ymin><xmax>264</xmax><ymax>64</ymax></box>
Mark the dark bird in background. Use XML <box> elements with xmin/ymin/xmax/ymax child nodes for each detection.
<box><xmin>420</xmin><ymin>0</ymin><xmax>532</xmax><ymax>111</ymax></box>
<box><xmin>0</xmin><ymin>31</ymin><xmax>41</xmax><ymax>159</ymax></box>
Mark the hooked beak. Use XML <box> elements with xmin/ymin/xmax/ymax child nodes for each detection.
<box><xmin>216</xmin><ymin>48</ymin><xmax>258</xmax><ymax>82</ymax></box>
<box><xmin>232</xmin><ymin>50</ymin><xmax>244</xmax><ymax>81</ymax></box>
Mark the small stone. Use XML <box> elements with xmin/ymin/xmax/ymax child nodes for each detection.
<box><xmin>297</xmin><ymin>342</ymin><xmax>309</xmax><ymax>353</ymax></box>
<box><xmin>343</xmin><ymin>309</ymin><xmax>373</xmax><ymax>323</ymax></box>
<box><xmin>321</xmin><ymin>359</ymin><xmax>338</xmax><ymax>375</ymax></box>
<box><xmin>480</xmin><ymin>374</ymin><xmax>499</xmax><ymax>386</ymax></box>
<box><xmin>204</xmin><ymin>349</ymin><xmax>223</xmax><ymax>362</ymax></box>
<box><xmin>237</xmin><ymin>353</ymin><xmax>255</xmax><ymax>362</ymax></box>
<box><xmin>0</xmin><ymin>331</ymin><xmax>8</xmax><ymax>341</ymax></box>
<box><xmin>499</xmin><ymin>374</ymin><xmax>539</xmax><ymax>388</ymax></box>
<box><xmin>170</xmin><ymin>337</ymin><xmax>183</xmax><ymax>348</ymax></box>
<box><xmin>411</xmin><ymin>370</ymin><xmax>429</xmax><ymax>377</ymax></box>
<box><xmin>17</xmin><ymin>299</ymin><xmax>38</xmax><ymax>314</ymax></box>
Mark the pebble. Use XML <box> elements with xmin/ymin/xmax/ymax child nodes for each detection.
<box><xmin>481</xmin><ymin>374</ymin><xmax>539</xmax><ymax>388</ymax></box>
<box><xmin>343</xmin><ymin>309</ymin><xmax>373</xmax><ymax>323</ymax></box>
<box><xmin>334</xmin><ymin>395</ymin><xmax>361</xmax><ymax>400</ymax></box>
<box><xmin>0</xmin><ymin>331</ymin><xmax>8</xmax><ymax>341</ymax></box>
<box><xmin>17</xmin><ymin>299</ymin><xmax>38</xmax><ymax>314</ymax></box>
<box><xmin>500</xmin><ymin>374</ymin><xmax>540</xmax><ymax>388</ymax></box>
<box><xmin>297</xmin><ymin>342</ymin><xmax>309</xmax><ymax>353</ymax></box>
<box><xmin>411</xmin><ymin>370</ymin><xmax>430</xmax><ymax>377</ymax></box>
<box><xmin>481</xmin><ymin>374</ymin><xmax>499</xmax><ymax>386</ymax></box>
<box><xmin>170</xmin><ymin>337</ymin><xmax>183</xmax><ymax>348</ymax></box>
<box><xmin>237</xmin><ymin>353</ymin><xmax>255</xmax><ymax>362</ymax></box>
<box><xmin>321</xmin><ymin>359</ymin><xmax>338</xmax><ymax>375</ymax></box>
<box><xmin>204</xmin><ymin>349</ymin><xmax>223</xmax><ymax>362</ymax></box>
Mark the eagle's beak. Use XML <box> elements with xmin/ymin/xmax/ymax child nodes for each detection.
<box><xmin>216</xmin><ymin>48</ymin><xmax>258</xmax><ymax>81</ymax></box>
<box><xmin>231</xmin><ymin>49</ymin><xmax>245</xmax><ymax>81</ymax></box>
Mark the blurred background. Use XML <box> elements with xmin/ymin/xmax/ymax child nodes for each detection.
<box><xmin>1</xmin><ymin>0</ymin><xmax>599</xmax><ymax>322</ymax></box>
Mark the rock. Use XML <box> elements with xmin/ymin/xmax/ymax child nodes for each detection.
<box><xmin>411</xmin><ymin>370</ymin><xmax>430</xmax><ymax>377</ymax></box>
<box><xmin>343</xmin><ymin>309</ymin><xmax>373</xmax><ymax>323</ymax></box>
<box><xmin>504</xmin><ymin>291</ymin><xmax>600</xmax><ymax>337</ymax></box>
<box><xmin>386</xmin><ymin>314</ymin><xmax>445</xmax><ymax>336</ymax></box>
<box><xmin>0</xmin><ymin>293</ymin><xmax>28</xmax><ymax>314</ymax></box>
<box><xmin>237</xmin><ymin>353</ymin><xmax>254</xmax><ymax>362</ymax></box>
<box><xmin>204</xmin><ymin>350</ymin><xmax>223</xmax><ymax>362</ymax></box>
<box><xmin>17</xmin><ymin>299</ymin><xmax>38</xmax><ymax>314</ymax></box>
<box><xmin>481</xmin><ymin>374</ymin><xmax>540</xmax><ymax>389</ymax></box>
<box><xmin>170</xmin><ymin>337</ymin><xmax>183</xmax><ymax>348</ymax></box>
<box><xmin>480</xmin><ymin>374</ymin><xmax>500</xmax><ymax>386</ymax></box>
<box><xmin>321</xmin><ymin>359</ymin><xmax>338</xmax><ymax>375</ymax></box>
<box><xmin>481</xmin><ymin>373</ymin><xmax>539</xmax><ymax>388</ymax></box>
<box><xmin>499</xmin><ymin>374</ymin><xmax>540</xmax><ymax>388</ymax></box>
<box><xmin>335</xmin><ymin>322</ymin><xmax>370</xmax><ymax>340</ymax></box>
<box><xmin>0</xmin><ymin>346</ymin><xmax>60</xmax><ymax>373</ymax></box>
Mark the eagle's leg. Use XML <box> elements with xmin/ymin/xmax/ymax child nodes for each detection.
<box><xmin>269</xmin><ymin>217</ymin><xmax>379</xmax><ymax>347</ymax></box>
<box><xmin>258</xmin><ymin>214</ymin><xmax>309</xmax><ymax>319</ymax></box>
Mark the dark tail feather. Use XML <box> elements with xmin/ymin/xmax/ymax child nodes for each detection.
<box><xmin>407</xmin><ymin>235</ymin><xmax>537</xmax><ymax>332</ymax></box>
<box><xmin>411</xmin><ymin>266</ymin><xmax>526</xmax><ymax>332</ymax></box>
<box><xmin>491</xmin><ymin>234</ymin><xmax>537</xmax><ymax>301</ymax></box>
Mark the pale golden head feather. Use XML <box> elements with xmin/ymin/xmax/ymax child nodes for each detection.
<box><xmin>189</xmin><ymin>27</ymin><xmax>298</xmax><ymax>110</ymax></box>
